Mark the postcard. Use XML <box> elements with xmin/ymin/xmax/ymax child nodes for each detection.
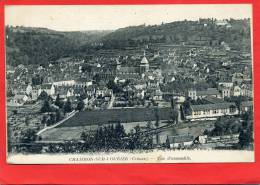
<box><xmin>5</xmin><ymin>4</ymin><xmax>254</xmax><ymax>164</ymax></box>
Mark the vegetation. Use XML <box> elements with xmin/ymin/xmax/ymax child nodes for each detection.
<box><xmin>40</xmin><ymin>100</ymin><xmax>52</xmax><ymax>113</ymax></box>
<box><xmin>205</xmin><ymin>117</ymin><xmax>242</xmax><ymax>136</ymax></box>
<box><xmin>203</xmin><ymin>110</ymin><xmax>253</xmax><ymax>149</ymax></box>
<box><xmin>238</xmin><ymin>110</ymin><xmax>253</xmax><ymax>149</ymax></box>
<box><xmin>6</xmin><ymin>26</ymin><xmax>110</xmax><ymax>66</ymax></box>
<box><xmin>54</xmin><ymin>94</ymin><xmax>64</xmax><ymax>108</ymax></box>
<box><xmin>64</xmin><ymin>98</ymin><xmax>72</xmax><ymax>113</ymax></box>
<box><xmin>76</xmin><ymin>100</ymin><xmax>85</xmax><ymax>111</ymax></box>
<box><xmin>101</xmin><ymin>19</ymin><xmax>251</xmax><ymax>51</ymax></box>
<box><xmin>6</xmin><ymin>19</ymin><xmax>251</xmax><ymax>67</ymax></box>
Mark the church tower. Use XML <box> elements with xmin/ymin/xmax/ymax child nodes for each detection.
<box><xmin>140</xmin><ymin>50</ymin><xmax>149</xmax><ymax>74</ymax></box>
<box><xmin>116</xmin><ymin>58</ymin><xmax>121</xmax><ymax>70</ymax></box>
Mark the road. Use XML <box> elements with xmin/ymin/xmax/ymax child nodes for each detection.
<box><xmin>107</xmin><ymin>94</ymin><xmax>115</xmax><ymax>109</ymax></box>
<box><xmin>37</xmin><ymin>110</ymin><xmax>78</xmax><ymax>135</ymax></box>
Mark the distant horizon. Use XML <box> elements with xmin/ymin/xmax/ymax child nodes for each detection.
<box><xmin>5</xmin><ymin>5</ymin><xmax>252</xmax><ymax>31</ymax></box>
<box><xmin>5</xmin><ymin>17</ymin><xmax>251</xmax><ymax>32</ymax></box>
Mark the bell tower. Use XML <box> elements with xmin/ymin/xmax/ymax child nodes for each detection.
<box><xmin>140</xmin><ymin>50</ymin><xmax>149</xmax><ymax>74</ymax></box>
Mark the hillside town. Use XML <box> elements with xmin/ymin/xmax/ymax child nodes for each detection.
<box><xmin>6</xmin><ymin>18</ymin><xmax>253</xmax><ymax>154</ymax></box>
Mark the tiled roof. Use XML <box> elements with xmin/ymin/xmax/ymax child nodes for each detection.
<box><xmin>241</xmin><ymin>101</ymin><xmax>253</xmax><ymax>107</ymax></box>
<box><xmin>204</xmin><ymin>96</ymin><xmax>225</xmax><ymax>104</ymax></box>
<box><xmin>197</xmin><ymin>88</ymin><xmax>220</xmax><ymax>96</ymax></box>
<box><xmin>169</xmin><ymin>135</ymin><xmax>194</xmax><ymax>143</ymax></box>
<box><xmin>191</xmin><ymin>102</ymin><xmax>236</xmax><ymax>111</ymax></box>
<box><xmin>41</xmin><ymin>83</ymin><xmax>53</xmax><ymax>89</ymax></box>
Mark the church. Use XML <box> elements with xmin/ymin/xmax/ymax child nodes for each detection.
<box><xmin>116</xmin><ymin>51</ymin><xmax>150</xmax><ymax>77</ymax></box>
<box><xmin>140</xmin><ymin>54</ymin><xmax>149</xmax><ymax>74</ymax></box>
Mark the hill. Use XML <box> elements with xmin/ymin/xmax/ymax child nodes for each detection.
<box><xmin>5</xmin><ymin>26</ymin><xmax>111</xmax><ymax>66</ymax></box>
<box><xmin>5</xmin><ymin>18</ymin><xmax>251</xmax><ymax>66</ymax></box>
<box><xmin>100</xmin><ymin>18</ymin><xmax>251</xmax><ymax>51</ymax></box>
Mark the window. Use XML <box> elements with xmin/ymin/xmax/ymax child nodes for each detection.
<box><xmin>213</xmin><ymin>109</ymin><xmax>218</xmax><ymax>114</ymax></box>
<box><xmin>221</xmin><ymin>109</ymin><xmax>227</xmax><ymax>113</ymax></box>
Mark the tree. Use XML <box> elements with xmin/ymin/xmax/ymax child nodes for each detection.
<box><xmin>171</xmin><ymin>108</ymin><xmax>179</xmax><ymax>125</ymax></box>
<box><xmin>55</xmin><ymin>94</ymin><xmax>63</xmax><ymax>108</ymax></box>
<box><xmin>38</xmin><ymin>91</ymin><xmax>48</xmax><ymax>100</ymax></box>
<box><xmin>76</xmin><ymin>100</ymin><xmax>85</xmax><ymax>111</ymax></box>
<box><xmin>19</xmin><ymin>129</ymin><xmax>42</xmax><ymax>153</ymax></box>
<box><xmin>93</xmin><ymin>74</ymin><xmax>101</xmax><ymax>83</ymax></box>
<box><xmin>145</xmin><ymin>121</ymin><xmax>154</xmax><ymax>149</ymax></box>
<box><xmin>12</xmin><ymin>109</ymin><xmax>18</xmax><ymax>115</ymax></box>
<box><xmin>64</xmin><ymin>98</ymin><xmax>72</xmax><ymax>113</ymax></box>
<box><xmin>47</xmin><ymin>114</ymin><xmax>56</xmax><ymax>126</ymax></box>
<box><xmin>55</xmin><ymin>109</ymin><xmax>62</xmax><ymax>122</ymax></box>
<box><xmin>211</xmin><ymin>118</ymin><xmax>225</xmax><ymax>136</ymax></box>
<box><xmin>234</xmin><ymin>95</ymin><xmax>243</xmax><ymax>114</ymax></box>
<box><xmin>183</xmin><ymin>98</ymin><xmax>191</xmax><ymax>115</ymax></box>
<box><xmin>165</xmin><ymin>135</ymin><xmax>171</xmax><ymax>149</ymax></box>
<box><xmin>20</xmin><ymin>129</ymin><xmax>37</xmax><ymax>143</ymax></box>
<box><xmin>107</xmin><ymin>80</ymin><xmax>121</xmax><ymax>93</ymax></box>
<box><xmin>133</xmin><ymin>125</ymin><xmax>142</xmax><ymax>149</ymax></box>
<box><xmin>154</xmin><ymin>107</ymin><xmax>160</xmax><ymax>145</ymax></box>
<box><xmin>40</xmin><ymin>100</ymin><xmax>52</xmax><ymax>113</ymax></box>
<box><xmin>25</xmin><ymin>117</ymin><xmax>30</xmax><ymax>126</ymax></box>
<box><xmin>41</xmin><ymin>115</ymin><xmax>48</xmax><ymax>125</ymax></box>
<box><xmin>238</xmin><ymin>128</ymin><xmax>253</xmax><ymax>149</ymax></box>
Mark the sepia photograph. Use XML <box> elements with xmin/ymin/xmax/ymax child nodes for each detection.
<box><xmin>5</xmin><ymin>4</ymin><xmax>254</xmax><ymax>163</ymax></box>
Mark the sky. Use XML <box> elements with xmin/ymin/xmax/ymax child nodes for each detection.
<box><xmin>5</xmin><ymin>4</ymin><xmax>252</xmax><ymax>31</ymax></box>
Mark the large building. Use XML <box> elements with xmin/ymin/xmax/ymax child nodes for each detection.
<box><xmin>140</xmin><ymin>53</ymin><xmax>149</xmax><ymax>74</ymax></box>
<box><xmin>186</xmin><ymin>102</ymin><xmax>238</xmax><ymax>120</ymax></box>
<box><xmin>187</xmin><ymin>88</ymin><xmax>220</xmax><ymax>100</ymax></box>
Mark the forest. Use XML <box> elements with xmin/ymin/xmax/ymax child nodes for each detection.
<box><xmin>6</xmin><ymin>18</ymin><xmax>251</xmax><ymax>66</ymax></box>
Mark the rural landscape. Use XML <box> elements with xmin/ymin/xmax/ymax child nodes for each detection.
<box><xmin>6</xmin><ymin>11</ymin><xmax>254</xmax><ymax>155</ymax></box>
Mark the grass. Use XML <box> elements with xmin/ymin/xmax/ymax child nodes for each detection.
<box><xmin>58</xmin><ymin>107</ymin><xmax>173</xmax><ymax>127</ymax></box>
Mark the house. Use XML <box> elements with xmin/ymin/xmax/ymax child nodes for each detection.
<box><xmin>73</xmin><ymin>87</ymin><xmax>85</xmax><ymax>97</ymax></box>
<box><xmin>186</xmin><ymin>102</ymin><xmax>238</xmax><ymax>120</ymax></box>
<box><xmin>232</xmin><ymin>85</ymin><xmax>242</xmax><ymax>96</ymax></box>
<box><xmin>57</xmin><ymin>87</ymin><xmax>74</xmax><ymax>99</ymax></box>
<box><xmin>53</xmin><ymin>80</ymin><xmax>75</xmax><ymax>87</ymax></box>
<box><xmin>41</xmin><ymin>83</ymin><xmax>55</xmax><ymax>96</ymax></box>
<box><xmin>241</xmin><ymin>101</ymin><xmax>253</xmax><ymax>113</ymax></box>
<box><xmin>187</xmin><ymin>88</ymin><xmax>220</xmax><ymax>100</ymax></box>
<box><xmin>168</xmin><ymin>135</ymin><xmax>194</xmax><ymax>148</ymax></box>
<box><xmin>198</xmin><ymin>134</ymin><xmax>239</xmax><ymax>144</ymax></box>
<box><xmin>232</xmin><ymin>73</ymin><xmax>244</xmax><ymax>85</ymax></box>
<box><xmin>96</xmin><ymin>86</ymin><xmax>112</xmax><ymax>97</ymax></box>
<box><xmin>85</xmin><ymin>85</ymin><xmax>96</xmax><ymax>97</ymax></box>
<box><xmin>31</xmin><ymin>85</ymin><xmax>42</xmax><ymax>100</ymax></box>
<box><xmin>218</xmin><ymin>82</ymin><xmax>233</xmax><ymax>88</ymax></box>
<box><xmin>152</xmin><ymin>89</ymin><xmax>163</xmax><ymax>101</ymax></box>
<box><xmin>218</xmin><ymin>85</ymin><xmax>231</xmax><ymax>98</ymax></box>
<box><xmin>8</xmin><ymin>94</ymin><xmax>29</xmax><ymax>106</ymax></box>
<box><xmin>241</xmin><ymin>84</ymin><xmax>253</xmax><ymax>98</ymax></box>
<box><xmin>134</xmin><ymin>89</ymin><xmax>145</xmax><ymax>99</ymax></box>
<box><xmin>216</xmin><ymin>20</ymin><xmax>228</xmax><ymax>26</ymax></box>
<box><xmin>75</xmin><ymin>79</ymin><xmax>93</xmax><ymax>88</ymax></box>
<box><xmin>19</xmin><ymin>84</ymin><xmax>32</xmax><ymax>95</ymax></box>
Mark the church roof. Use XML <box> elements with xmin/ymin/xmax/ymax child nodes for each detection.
<box><xmin>141</xmin><ymin>56</ymin><xmax>149</xmax><ymax>64</ymax></box>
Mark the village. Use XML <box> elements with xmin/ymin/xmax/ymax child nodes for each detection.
<box><xmin>6</xmin><ymin>19</ymin><xmax>253</xmax><ymax>153</ymax></box>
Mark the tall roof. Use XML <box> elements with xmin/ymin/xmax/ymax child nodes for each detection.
<box><xmin>191</xmin><ymin>102</ymin><xmax>236</xmax><ymax>111</ymax></box>
<box><xmin>141</xmin><ymin>56</ymin><xmax>149</xmax><ymax>64</ymax></box>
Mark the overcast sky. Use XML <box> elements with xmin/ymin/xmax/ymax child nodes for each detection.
<box><xmin>5</xmin><ymin>5</ymin><xmax>252</xmax><ymax>31</ymax></box>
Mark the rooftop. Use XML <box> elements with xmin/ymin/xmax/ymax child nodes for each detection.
<box><xmin>191</xmin><ymin>102</ymin><xmax>236</xmax><ymax>111</ymax></box>
<box><xmin>140</xmin><ymin>56</ymin><xmax>149</xmax><ymax>64</ymax></box>
<box><xmin>241</xmin><ymin>101</ymin><xmax>253</xmax><ymax>107</ymax></box>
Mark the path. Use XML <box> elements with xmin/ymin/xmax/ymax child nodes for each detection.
<box><xmin>37</xmin><ymin>110</ymin><xmax>78</xmax><ymax>136</ymax></box>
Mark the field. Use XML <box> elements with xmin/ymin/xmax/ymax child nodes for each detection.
<box><xmin>58</xmin><ymin>107</ymin><xmax>173</xmax><ymax>128</ymax></box>
<box><xmin>40</xmin><ymin>119</ymin><xmax>214</xmax><ymax>142</ymax></box>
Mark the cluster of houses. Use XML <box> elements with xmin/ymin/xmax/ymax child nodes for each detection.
<box><xmin>6</xmin><ymin>53</ymin><xmax>151</xmax><ymax>107</ymax></box>
<box><xmin>7</xmin><ymin>44</ymin><xmax>253</xmax><ymax>121</ymax></box>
